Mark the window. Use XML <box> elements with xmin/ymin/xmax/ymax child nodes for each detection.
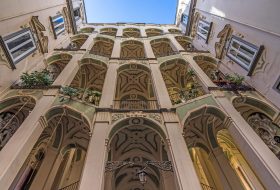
<box><xmin>196</xmin><ymin>19</ymin><xmax>213</xmax><ymax>44</ymax></box>
<box><xmin>181</xmin><ymin>14</ymin><xmax>189</xmax><ymax>25</ymax></box>
<box><xmin>50</xmin><ymin>14</ymin><xmax>65</xmax><ymax>39</ymax></box>
<box><xmin>273</xmin><ymin>76</ymin><xmax>280</xmax><ymax>93</ymax></box>
<box><xmin>226</xmin><ymin>36</ymin><xmax>264</xmax><ymax>75</ymax></box>
<box><xmin>73</xmin><ymin>8</ymin><xmax>81</xmax><ymax>21</ymax></box>
<box><xmin>0</xmin><ymin>28</ymin><xmax>37</xmax><ymax>68</ymax></box>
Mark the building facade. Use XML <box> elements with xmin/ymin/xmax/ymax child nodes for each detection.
<box><xmin>0</xmin><ymin>0</ymin><xmax>280</xmax><ymax>190</ymax></box>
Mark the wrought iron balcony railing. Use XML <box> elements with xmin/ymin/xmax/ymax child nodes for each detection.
<box><xmin>113</xmin><ymin>100</ymin><xmax>159</xmax><ymax>110</ymax></box>
<box><xmin>59</xmin><ymin>181</ymin><xmax>79</xmax><ymax>190</ymax></box>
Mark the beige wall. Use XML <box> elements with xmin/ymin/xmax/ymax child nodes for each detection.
<box><xmin>182</xmin><ymin>0</ymin><xmax>280</xmax><ymax>109</ymax></box>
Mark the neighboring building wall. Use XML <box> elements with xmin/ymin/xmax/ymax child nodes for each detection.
<box><xmin>0</xmin><ymin>0</ymin><xmax>86</xmax><ymax>95</ymax></box>
<box><xmin>180</xmin><ymin>0</ymin><xmax>280</xmax><ymax>109</ymax></box>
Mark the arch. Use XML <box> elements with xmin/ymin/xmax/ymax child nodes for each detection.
<box><xmin>193</xmin><ymin>55</ymin><xmax>219</xmax><ymax>81</ymax></box>
<box><xmin>145</xmin><ymin>28</ymin><xmax>163</xmax><ymax>37</ymax></box>
<box><xmin>175</xmin><ymin>36</ymin><xmax>194</xmax><ymax>51</ymax></box>
<box><xmin>46</xmin><ymin>53</ymin><xmax>73</xmax><ymax>81</ymax></box>
<box><xmin>232</xmin><ymin>96</ymin><xmax>280</xmax><ymax>159</ymax></box>
<box><xmin>79</xmin><ymin>27</ymin><xmax>95</xmax><ymax>34</ymax></box>
<box><xmin>70</xmin><ymin>58</ymin><xmax>108</xmax><ymax>106</ymax></box>
<box><xmin>105</xmin><ymin>117</ymin><xmax>176</xmax><ymax>190</ymax></box>
<box><xmin>114</xmin><ymin>63</ymin><xmax>157</xmax><ymax>110</ymax></box>
<box><xmin>183</xmin><ymin>106</ymin><xmax>264</xmax><ymax>189</ymax></box>
<box><xmin>90</xmin><ymin>37</ymin><xmax>114</xmax><ymax>57</ymax></box>
<box><xmin>100</xmin><ymin>27</ymin><xmax>118</xmax><ymax>36</ymax></box>
<box><xmin>160</xmin><ymin>58</ymin><xmax>205</xmax><ymax>104</ymax></box>
<box><xmin>70</xmin><ymin>34</ymin><xmax>89</xmax><ymax>48</ymax></box>
<box><xmin>150</xmin><ymin>38</ymin><xmax>175</xmax><ymax>58</ymax></box>
<box><xmin>168</xmin><ymin>28</ymin><xmax>182</xmax><ymax>34</ymax></box>
<box><xmin>120</xmin><ymin>40</ymin><xmax>146</xmax><ymax>59</ymax></box>
<box><xmin>0</xmin><ymin>96</ymin><xmax>36</xmax><ymax>150</ymax></box>
<box><xmin>16</xmin><ymin>106</ymin><xmax>90</xmax><ymax>190</ymax></box>
<box><xmin>122</xmin><ymin>27</ymin><xmax>141</xmax><ymax>38</ymax></box>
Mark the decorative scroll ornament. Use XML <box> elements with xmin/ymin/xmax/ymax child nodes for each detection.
<box><xmin>0</xmin><ymin>45</ymin><xmax>11</xmax><ymax>69</ymax></box>
<box><xmin>62</xmin><ymin>7</ymin><xmax>72</xmax><ymax>34</ymax></box>
<box><xmin>30</xmin><ymin>16</ymin><xmax>48</xmax><ymax>53</ymax></box>
<box><xmin>0</xmin><ymin>112</ymin><xmax>18</xmax><ymax>150</ymax></box>
<box><xmin>253</xmin><ymin>50</ymin><xmax>269</xmax><ymax>75</ymax></box>
<box><xmin>247</xmin><ymin>113</ymin><xmax>280</xmax><ymax>159</ymax></box>
<box><xmin>190</xmin><ymin>12</ymin><xmax>200</xmax><ymax>38</ymax></box>
<box><xmin>111</xmin><ymin>112</ymin><xmax>163</xmax><ymax>124</ymax></box>
<box><xmin>105</xmin><ymin>161</ymin><xmax>134</xmax><ymax>172</ymax></box>
<box><xmin>215</xmin><ymin>24</ymin><xmax>233</xmax><ymax>59</ymax></box>
<box><xmin>105</xmin><ymin>161</ymin><xmax>173</xmax><ymax>172</ymax></box>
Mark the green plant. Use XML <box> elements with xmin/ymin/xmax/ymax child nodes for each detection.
<box><xmin>186</xmin><ymin>69</ymin><xmax>195</xmax><ymax>77</ymax></box>
<box><xmin>20</xmin><ymin>69</ymin><xmax>52</xmax><ymax>87</ymax></box>
<box><xmin>60</xmin><ymin>86</ymin><xmax>80</xmax><ymax>99</ymax></box>
<box><xmin>86</xmin><ymin>89</ymin><xmax>102</xmax><ymax>97</ymax></box>
<box><xmin>225</xmin><ymin>73</ymin><xmax>244</xmax><ymax>85</ymax></box>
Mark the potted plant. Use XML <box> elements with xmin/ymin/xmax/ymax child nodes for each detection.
<box><xmin>20</xmin><ymin>69</ymin><xmax>53</xmax><ymax>88</ymax></box>
<box><xmin>224</xmin><ymin>73</ymin><xmax>244</xmax><ymax>85</ymax></box>
<box><xmin>60</xmin><ymin>86</ymin><xmax>80</xmax><ymax>101</ymax></box>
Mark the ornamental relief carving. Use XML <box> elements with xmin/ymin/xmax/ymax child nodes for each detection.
<box><xmin>215</xmin><ymin>24</ymin><xmax>233</xmax><ymax>59</ymax></box>
<box><xmin>30</xmin><ymin>16</ymin><xmax>49</xmax><ymax>54</ymax></box>
<box><xmin>111</xmin><ymin>111</ymin><xmax>163</xmax><ymax>124</ymax></box>
<box><xmin>190</xmin><ymin>12</ymin><xmax>200</xmax><ymax>38</ymax></box>
<box><xmin>248</xmin><ymin>113</ymin><xmax>280</xmax><ymax>159</ymax></box>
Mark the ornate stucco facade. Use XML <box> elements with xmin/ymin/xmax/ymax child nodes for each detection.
<box><xmin>0</xmin><ymin>0</ymin><xmax>280</xmax><ymax>190</ymax></box>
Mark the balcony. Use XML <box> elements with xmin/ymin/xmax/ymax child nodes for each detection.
<box><xmin>113</xmin><ymin>100</ymin><xmax>159</xmax><ymax>111</ymax></box>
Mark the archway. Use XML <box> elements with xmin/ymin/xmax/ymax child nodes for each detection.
<box><xmin>12</xmin><ymin>107</ymin><xmax>90</xmax><ymax>190</ymax></box>
<box><xmin>151</xmin><ymin>38</ymin><xmax>175</xmax><ymax>58</ymax></box>
<box><xmin>120</xmin><ymin>40</ymin><xmax>146</xmax><ymax>59</ymax></box>
<box><xmin>90</xmin><ymin>37</ymin><xmax>114</xmax><ymax>57</ymax></box>
<box><xmin>183</xmin><ymin>106</ymin><xmax>264</xmax><ymax>190</ymax></box>
<box><xmin>233</xmin><ymin>96</ymin><xmax>280</xmax><ymax>159</ymax></box>
<box><xmin>168</xmin><ymin>28</ymin><xmax>181</xmax><ymax>34</ymax></box>
<box><xmin>160</xmin><ymin>58</ymin><xmax>205</xmax><ymax>104</ymax></box>
<box><xmin>193</xmin><ymin>55</ymin><xmax>220</xmax><ymax>81</ymax></box>
<box><xmin>46</xmin><ymin>53</ymin><xmax>72</xmax><ymax>81</ymax></box>
<box><xmin>79</xmin><ymin>27</ymin><xmax>94</xmax><ymax>34</ymax></box>
<box><xmin>175</xmin><ymin>36</ymin><xmax>194</xmax><ymax>51</ymax></box>
<box><xmin>70</xmin><ymin>58</ymin><xmax>108</xmax><ymax>106</ymax></box>
<box><xmin>69</xmin><ymin>34</ymin><xmax>89</xmax><ymax>49</ymax></box>
<box><xmin>146</xmin><ymin>28</ymin><xmax>163</xmax><ymax>37</ymax></box>
<box><xmin>114</xmin><ymin>64</ymin><xmax>157</xmax><ymax>110</ymax></box>
<box><xmin>123</xmin><ymin>28</ymin><xmax>141</xmax><ymax>38</ymax></box>
<box><xmin>0</xmin><ymin>96</ymin><xmax>36</xmax><ymax>150</ymax></box>
<box><xmin>104</xmin><ymin>117</ymin><xmax>178</xmax><ymax>190</ymax></box>
<box><xmin>100</xmin><ymin>27</ymin><xmax>117</xmax><ymax>36</ymax></box>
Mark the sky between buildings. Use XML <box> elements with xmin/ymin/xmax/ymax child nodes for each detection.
<box><xmin>84</xmin><ymin>0</ymin><xmax>178</xmax><ymax>24</ymax></box>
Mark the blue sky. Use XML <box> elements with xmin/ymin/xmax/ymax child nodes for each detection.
<box><xmin>84</xmin><ymin>0</ymin><xmax>178</xmax><ymax>24</ymax></box>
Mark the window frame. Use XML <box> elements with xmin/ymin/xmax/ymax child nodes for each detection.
<box><xmin>226</xmin><ymin>35</ymin><xmax>264</xmax><ymax>76</ymax></box>
<box><xmin>0</xmin><ymin>28</ymin><xmax>37</xmax><ymax>68</ymax></box>
<box><xmin>273</xmin><ymin>76</ymin><xmax>280</xmax><ymax>93</ymax></box>
<box><xmin>196</xmin><ymin>19</ymin><xmax>213</xmax><ymax>44</ymax></box>
<box><xmin>49</xmin><ymin>14</ymin><xmax>66</xmax><ymax>39</ymax></box>
<box><xmin>181</xmin><ymin>14</ymin><xmax>189</xmax><ymax>25</ymax></box>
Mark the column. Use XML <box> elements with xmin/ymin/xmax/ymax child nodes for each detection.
<box><xmin>209</xmin><ymin>147</ymin><xmax>244</xmax><ymax>189</ymax></box>
<box><xmin>78</xmin><ymin>115</ymin><xmax>110</xmax><ymax>190</ymax></box>
<box><xmin>143</xmin><ymin>39</ymin><xmax>156</xmax><ymax>59</ymax></box>
<box><xmin>99</xmin><ymin>61</ymin><xmax>119</xmax><ymax>108</ymax></box>
<box><xmin>81</xmin><ymin>33</ymin><xmax>98</xmax><ymax>51</ymax></box>
<box><xmin>167</xmin><ymin>34</ymin><xmax>184</xmax><ymax>52</ymax></box>
<box><xmin>0</xmin><ymin>53</ymin><xmax>85</xmax><ymax>189</ymax></box>
<box><xmin>29</xmin><ymin>148</ymin><xmax>60</xmax><ymax>190</ymax></box>
<box><xmin>163</xmin><ymin>112</ymin><xmax>202</xmax><ymax>190</ymax></box>
<box><xmin>140</xmin><ymin>27</ymin><xmax>147</xmax><ymax>37</ymax></box>
<box><xmin>150</xmin><ymin>63</ymin><xmax>172</xmax><ymax>108</ymax></box>
<box><xmin>215</xmin><ymin>93</ymin><xmax>280</xmax><ymax>189</ymax></box>
<box><xmin>53</xmin><ymin>53</ymin><xmax>84</xmax><ymax>86</ymax></box>
<box><xmin>182</xmin><ymin>54</ymin><xmax>216</xmax><ymax>89</ymax></box>
<box><xmin>0</xmin><ymin>95</ymin><xmax>56</xmax><ymax>189</ymax></box>
<box><xmin>111</xmin><ymin>38</ymin><xmax>121</xmax><ymax>58</ymax></box>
